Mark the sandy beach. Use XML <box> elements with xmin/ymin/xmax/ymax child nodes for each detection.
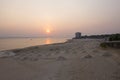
<box><xmin>0</xmin><ymin>39</ymin><xmax>120</xmax><ymax>80</ymax></box>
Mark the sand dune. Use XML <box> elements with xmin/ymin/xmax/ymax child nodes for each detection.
<box><xmin>0</xmin><ymin>39</ymin><xmax>120</xmax><ymax>80</ymax></box>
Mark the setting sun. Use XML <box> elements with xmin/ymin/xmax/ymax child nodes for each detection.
<box><xmin>46</xmin><ymin>29</ymin><xmax>51</xmax><ymax>33</ymax></box>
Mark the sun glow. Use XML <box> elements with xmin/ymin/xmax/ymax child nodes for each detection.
<box><xmin>46</xmin><ymin>29</ymin><xmax>51</xmax><ymax>33</ymax></box>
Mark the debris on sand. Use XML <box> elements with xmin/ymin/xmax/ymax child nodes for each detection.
<box><xmin>57</xmin><ymin>56</ymin><xmax>67</xmax><ymax>61</ymax></box>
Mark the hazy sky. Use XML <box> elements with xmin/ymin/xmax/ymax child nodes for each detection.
<box><xmin>0</xmin><ymin>0</ymin><xmax>120</xmax><ymax>37</ymax></box>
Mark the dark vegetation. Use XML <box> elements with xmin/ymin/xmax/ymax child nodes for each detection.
<box><xmin>81</xmin><ymin>33</ymin><xmax>120</xmax><ymax>40</ymax></box>
<box><xmin>100</xmin><ymin>43</ymin><xmax>107</xmax><ymax>48</ymax></box>
<box><xmin>81</xmin><ymin>34</ymin><xmax>110</xmax><ymax>39</ymax></box>
<box><xmin>100</xmin><ymin>33</ymin><xmax>120</xmax><ymax>48</ymax></box>
<box><xmin>109</xmin><ymin>34</ymin><xmax>120</xmax><ymax>41</ymax></box>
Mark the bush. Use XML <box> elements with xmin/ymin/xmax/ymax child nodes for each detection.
<box><xmin>100</xmin><ymin>43</ymin><xmax>107</xmax><ymax>48</ymax></box>
<box><xmin>109</xmin><ymin>34</ymin><xmax>120</xmax><ymax>41</ymax></box>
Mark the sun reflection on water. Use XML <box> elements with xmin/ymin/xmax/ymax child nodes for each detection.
<box><xmin>45</xmin><ymin>38</ymin><xmax>51</xmax><ymax>44</ymax></box>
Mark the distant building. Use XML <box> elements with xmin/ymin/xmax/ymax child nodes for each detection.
<box><xmin>75</xmin><ymin>32</ymin><xmax>81</xmax><ymax>39</ymax></box>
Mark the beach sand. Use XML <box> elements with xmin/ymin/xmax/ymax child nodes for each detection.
<box><xmin>0</xmin><ymin>39</ymin><xmax>120</xmax><ymax>80</ymax></box>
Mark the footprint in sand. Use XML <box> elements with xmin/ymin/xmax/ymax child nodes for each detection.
<box><xmin>102</xmin><ymin>52</ymin><xmax>112</xmax><ymax>57</ymax></box>
<box><xmin>117</xmin><ymin>62</ymin><xmax>120</xmax><ymax>66</ymax></box>
<box><xmin>112</xmin><ymin>71</ymin><xmax>120</xmax><ymax>80</ymax></box>
<box><xmin>57</xmin><ymin>56</ymin><xmax>67</xmax><ymax>61</ymax></box>
<box><xmin>92</xmin><ymin>49</ymin><xmax>99</xmax><ymax>53</ymax></box>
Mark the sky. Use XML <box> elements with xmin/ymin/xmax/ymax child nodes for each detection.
<box><xmin>0</xmin><ymin>0</ymin><xmax>120</xmax><ymax>38</ymax></box>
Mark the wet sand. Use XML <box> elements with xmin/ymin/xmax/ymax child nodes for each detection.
<box><xmin>0</xmin><ymin>39</ymin><xmax>120</xmax><ymax>80</ymax></box>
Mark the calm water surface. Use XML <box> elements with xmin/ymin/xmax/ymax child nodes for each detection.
<box><xmin>0</xmin><ymin>38</ymin><xmax>67</xmax><ymax>51</ymax></box>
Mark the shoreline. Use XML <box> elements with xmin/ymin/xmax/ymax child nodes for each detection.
<box><xmin>0</xmin><ymin>39</ymin><xmax>70</xmax><ymax>58</ymax></box>
<box><xmin>0</xmin><ymin>37</ymin><xmax>67</xmax><ymax>51</ymax></box>
<box><xmin>1</xmin><ymin>40</ymin><xmax>67</xmax><ymax>51</ymax></box>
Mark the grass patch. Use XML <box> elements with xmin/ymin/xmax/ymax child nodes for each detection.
<box><xmin>100</xmin><ymin>43</ymin><xmax>107</xmax><ymax>48</ymax></box>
